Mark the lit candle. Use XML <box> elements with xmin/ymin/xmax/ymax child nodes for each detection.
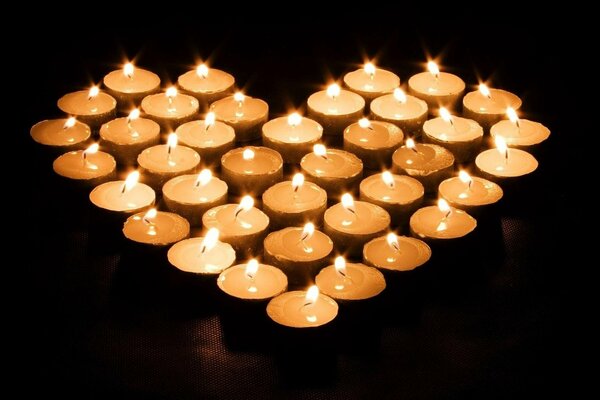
<box><xmin>422</xmin><ymin>107</ymin><xmax>483</xmax><ymax>163</ymax></box>
<box><xmin>266</xmin><ymin>285</ymin><xmax>338</xmax><ymax>328</ymax></box>
<box><xmin>307</xmin><ymin>83</ymin><xmax>365</xmax><ymax>136</ymax></box>
<box><xmin>359</xmin><ymin>171</ymin><xmax>424</xmax><ymax>226</ymax></box>
<box><xmin>167</xmin><ymin>228</ymin><xmax>236</xmax><ymax>275</ymax></box>
<box><xmin>343</xmin><ymin>61</ymin><xmax>400</xmax><ymax>103</ymax></box>
<box><xmin>217</xmin><ymin>259</ymin><xmax>288</xmax><ymax>301</ymax></box>
<box><xmin>391</xmin><ymin>138</ymin><xmax>455</xmax><ymax>193</ymax></box>
<box><xmin>176</xmin><ymin>112</ymin><xmax>236</xmax><ymax>167</ymax></box>
<box><xmin>262</xmin><ymin>113</ymin><xmax>324</xmax><ymax>164</ymax></box>
<box><xmin>103</xmin><ymin>61</ymin><xmax>161</xmax><ymax>107</ymax></box>
<box><xmin>300</xmin><ymin>144</ymin><xmax>363</xmax><ymax>198</ymax></box>
<box><xmin>407</xmin><ymin>61</ymin><xmax>465</xmax><ymax>111</ymax></box>
<box><xmin>370</xmin><ymin>88</ymin><xmax>429</xmax><ymax>137</ymax></box>
<box><xmin>162</xmin><ymin>169</ymin><xmax>228</xmax><ymax>226</ymax></box>
<box><xmin>409</xmin><ymin>198</ymin><xmax>477</xmax><ymax>241</ymax></box>
<box><xmin>122</xmin><ymin>208</ymin><xmax>190</xmax><ymax>248</ymax></box>
<box><xmin>89</xmin><ymin>170</ymin><xmax>155</xmax><ymax>216</ymax></box>
<box><xmin>136</xmin><ymin>133</ymin><xmax>201</xmax><ymax>190</ymax></box>
<box><xmin>323</xmin><ymin>193</ymin><xmax>391</xmax><ymax>257</ymax></box>
<box><xmin>489</xmin><ymin>107</ymin><xmax>551</xmax><ymax>150</ymax></box>
<box><xmin>202</xmin><ymin>196</ymin><xmax>270</xmax><ymax>256</ymax></box>
<box><xmin>262</xmin><ymin>173</ymin><xmax>328</xmax><ymax>229</ymax></box>
<box><xmin>363</xmin><ymin>233</ymin><xmax>431</xmax><ymax>272</ymax></box>
<box><xmin>99</xmin><ymin>109</ymin><xmax>161</xmax><ymax>165</ymax></box>
<box><xmin>53</xmin><ymin>143</ymin><xmax>116</xmax><ymax>187</ymax></box>
<box><xmin>315</xmin><ymin>256</ymin><xmax>386</xmax><ymax>301</ymax></box>
<box><xmin>178</xmin><ymin>63</ymin><xmax>235</xmax><ymax>105</ymax></box>
<box><xmin>438</xmin><ymin>171</ymin><xmax>503</xmax><ymax>215</ymax></box>
<box><xmin>221</xmin><ymin>146</ymin><xmax>284</xmax><ymax>196</ymax></box>
<box><xmin>475</xmin><ymin>135</ymin><xmax>538</xmax><ymax>181</ymax></box>
<box><xmin>210</xmin><ymin>92</ymin><xmax>269</xmax><ymax>142</ymax></box>
<box><xmin>343</xmin><ymin>118</ymin><xmax>404</xmax><ymax>169</ymax></box>
<box><xmin>263</xmin><ymin>223</ymin><xmax>334</xmax><ymax>286</ymax></box>
<box><xmin>57</xmin><ymin>86</ymin><xmax>117</xmax><ymax>129</ymax></box>
<box><xmin>141</xmin><ymin>86</ymin><xmax>199</xmax><ymax>130</ymax></box>
<box><xmin>30</xmin><ymin>117</ymin><xmax>91</xmax><ymax>153</ymax></box>
<box><xmin>463</xmin><ymin>84</ymin><xmax>522</xmax><ymax>130</ymax></box>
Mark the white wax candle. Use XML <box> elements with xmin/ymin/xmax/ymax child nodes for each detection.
<box><xmin>490</xmin><ymin>119</ymin><xmax>551</xmax><ymax>149</ymax></box>
<box><xmin>262</xmin><ymin>114</ymin><xmax>323</xmax><ymax>164</ymax></box>
<box><xmin>370</xmin><ymin>89</ymin><xmax>428</xmax><ymax>136</ymax></box>
<box><xmin>438</xmin><ymin>172</ymin><xmax>503</xmax><ymax>214</ymax></box>
<box><xmin>141</xmin><ymin>87</ymin><xmax>199</xmax><ymax>129</ymax></box>
<box><xmin>363</xmin><ymin>234</ymin><xmax>431</xmax><ymax>272</ymax></box>
<box><xmin>210</xmin><ymin>93</ymin><xmax>269</xmax><ymax>142</ymax></box>
<box><xmin>410</xmin><ymin>201</ymin><xmax>477</xmax><ymax>241</ymax></box>
<box><xmin>178</xmin><ymin>65</ymin><xmax>235</xmax><ymax>104</ymax></box>
<box><xmin>217</xmin><ymin>262</ymin><xmax>288</xmax><ymax>301</ymax></box>
<box><xmin>99</xmin><ymin>114</ymin><xmax>160</xmax><ymax>165</ymax></box>
<box><xmin>475</xmin><ymin>137</ymin><xmax>538</xmax><ymax>180</ymax></box>
<box><xmin>31</xmin><ymin>118</ymin><xmax>91</xmax><ymax>153</ymax></box>
<box><xmin>343</xmin><ymin>63</ymin><xmax>400</xmax><ymax>102</ymax></box>
<box><xmin>89</xmin><ymin>172</ymin><xmax>155</xmax><ymax>215</ymax></box>
<box><xmin>221</xmin><ymin>146</ymin><xmax>283</xmax><ymax>196</ymax></box>
<box><xmin>316</xmin><ymin>257</ymin><xmax>386</xmax><ymax>301</ymax></box>
<box><xmin>57</xmin><ymin>88</ymin><xmax>117</xmax><ymax>128</ymax></box>
<box><xmin>168</xmin><ymin>235</ymin><xmax>236</xmax><ymax>275</ymax></box>
<box><xmin>300</xmin><ymin>146</ymin><xmax>363</xmax><ymax>197</ymax></box>
<box><xmin>137</xmin><ymin>140</ymin><xmax>201</xmax><ymax>190</ymax></box>
<box><xmin>176</xmin><ymin>116</ymin><xmax>236</xmax><ymax>167</ymax></box>
<box><xmin>343</xmin><ymin>119</ymin><xmax>404</xmax><ymax>169</ymax></box>
<box><xmin>123</xmin><ymin>210</ymin><xmax>190</xmax><ymax>247</ymax></box>
<box><xmin>103</xmin><ymin>63</ymin><xmax>161</xmax><ymax>105</ymax></box>
<box><xmin>266</xmin><ymin>288</ymin><xmax>338</xmax><ymax>328</ymax></box>
<box><xmin>463</xmin><ymin>86</ymin><xmax>522</xmax><ymax>130</ymax></box>
<box><xmin>307</xmin><ymin>84</ymin><xmax>365</xmax><ymax>136</ymax></box>
<box><xmin>408</xmin><ymin>62</ymin><xmax>465</xmax><ymax>110</ymax></box>
<box><xmin>422</xmin><ymin>112</ymin><xmax>483</xmax><ymax>163</ymax></box>
<box><xmin>53</xmin><ymin>146</ymin><xmax>116</xmax><ymax>187</ymax></box>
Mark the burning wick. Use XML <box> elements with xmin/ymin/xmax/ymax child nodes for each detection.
<box><xmin>428</xmin><ymin>61</ymin><xmax>440</xmax><ymax>80</ymax></box>
<box><xmin>381</xmin><ymin>171</ymin><xmax>395</xmax><ymax>189</ymax></box>
<box><xmin>200</xmin><ymin>228</ymin><xmax>219</xmax><ymax>254</ymax></box>
<box><xmin>234</xmin><ymin>195</ymin><xmax>254</xmax><ymax>219</ymax></box>
<box><xmin>327</xmin><ymin>83</ymin><xmax>340</xmax><ymax>100</ymax></box>
<box><xmin>299</xmin><ymin>223</ymin><xmax>315</xmax><ymax>253</ymax></box>
<box><xmin>507</xmin><ymin>107</ymin><xmax>521</xmax><ymax>130</ymax></box>
<box><xmin>387</xmin><ymin>233</ymin><xmax>400</xmax><ymax>252</ymax></box>
<box><xmin>440</xmin><ymin>107</ymin><xmax>454</xmax><ymax>129</ymax></box>
<box><xmin>195</xmin><ymin>169</ymin><xmax>212</xmax><ymax>188</ymax></box>
<box><xmin>166</xmin><ymin>133</ymin><xmax>178</xmax><ymax>162</ymax></box>
<box><xmin>234</xmin><ymin>92</ymin><xmax>245</xmax><ymax>117</ymax></box>
<box><xmin>406</xmin><ymin>138</ymin><xmax>419</xmax><ymax>154</ymax></box>
<box><xmin>245</xmin><ymin>259</ymin><xmax>259</xmax><ymax>293</ymax></box>
<box><xmin>166</xmin><ymin>86</ymin><xmax>177</xmax><ymax>110</ymax></box>
<box><xmin>479</xmin><ymin>83</ymin><xmax>492</xmax><ymax>99</ymax></box>
<box><xmin>288</xmin><ymin>112</ymin><xmax>302</xmax><ymax>128</ymax></box>
<box><xmin>197</xmin><ymin>63</ymin><xmax>209</xmax><ymax>79</ymax></box>
<box><xmin>124</xmin><ymin>62</ymin><xmax>134</xmax><ymax>79</ymax></box>
<box><xmin>313</xmin><ymin>144</ymin><xmax>328</xmax><ymax>160</ymax></box>
<box><xmin>292</xmin><ymin>173</ymin><xmax>304</xmax><ymax>193</ymax></box>
<box><xmin>63</xmin><ymin>117</ymin><xmax>76</xmax><ymax>130</ymax></box>
<box><xmin>301</xmin><ymin>285</ymin><xmax>319</xmax><ymax>324</ymax></box>
<box><xmin>121</xmin><ymin>171</ymin><xmax>139</xmax><ymax>194</ymax></box>
<box><xmin>143</xmin><ymin>208</ymin><xmax>157</xmax><ymax>236</ymax></box>
<box><xmin>204</xmin><ymin>112</ymin><xmax>215</xmax><ymax>131</ymax></box>
<box><xmin>436</xmin><ymin>199</ymin><xmax>452</xmax><ymax>232</ymax></box>
<box><xmin>459</xmin><ymin>170</ymin><xmax>472</xmax><ymax>191</ymax></box>
<box><xmin>341</xmin><ymin>193</ymin><xmax>356</xmax><ymax>215</ymax></box>
<box><xmin>88</xmin><ymin>86</ymin><xmax>99</xmax><ymax>101</ymax></box>
<box><xmin>364</xmin><ymin>62</ymin><xmax>376</xmax><ymax>80</ymax></box>
<box><xmin>127</xmin><ymin>109</ymin><xmax>140</xmax><ymax>138</ymax></box>
<box><xmin>358</xmin><ymin>118</ymin><xmax>374</xmax><ymax>131</ymax></box>
<box><xmin>393</xmin><ymin>88</ymin><xmax>407</xmax><ymax>104</ymax></box>
<box><xmin>495</xmin><ymin>135</ymin><xmax>509</xmax><ymax>165</ymax></box>
<box><xmin>82</xmin><ymin>143</ymin><xmax>99</xmax><ymax>168</ymax></box>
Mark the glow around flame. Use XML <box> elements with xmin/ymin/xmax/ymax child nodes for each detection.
<box><xmin>124</xmin><ymin>171</ymin><xmax>140</xmax><ymax>191</ymax></box>
<box><xmin>358</xmin><ymin>118</ymin><xmax>371</xmax><ymax>129</ymax></box>
<box><xmin>313</xmin><ymin>144</ymin><xmax>327</xmax><ymax>157</ymax></box>
<box><xmin>205</xmin><ymin>111</ymin><xmax>216</xmax><ymax>126</ymax></box>
<box><xmin>287</xmin><ymin>112</ymin><xmax>302</xmax><ymax>127</ymax></box>
<box><xmin>479</xmin><ymin>83</ymin><xmax>491</xmax><ymax>98</ymax></box>
<box><xmin>427</xmin><ymin>61</ymin><xmax>440</xmax><ymax>77</ymax></box>
<box><xmin>242</xmin><ymin>148</ymin><xmax>255</xmax><ymax>160</ymax></box>
<box><xmin>393</xmin><ymin>88</ymin><xmax>407</xmax><ymax>103</ymax></box>
<box><xmin>381</xmin><ymin>171</ymin><xmax>395</xmax><ymax>188</ymax></box>
<box><xmin>326</xmin><ymin>83</ymin><xmax>341</xmax><ymax>98</ymax></box>
<box><xmin>438</xmin><ymin>198</ymin><xmax>451</xmax><ymax>213</ymax></box>
<box><xmin>305</xmin><ymin>285</ymin><xmax>319</xmax><ymax>304</ymax></box>
<box><xmin>334</xmin><ymin>256</ymin><xmax>347</xmax><ymax>275</ymax></box>
<box><xmin>458</xmin><ymin>170</ymin><xmax>472</xmax><ymax>184</ymax></box>
<box><xmin>196</xmin><ymin>169</ymin><xmax>212</xmax><ymax>186</ymax></box>
<box><xmin>234</xmin><ymin>92</ymin><xmax>245</xmax><ymax>103</ymax></box>
<box><xmin>238</xmin><ymin>195</ymin><xmax>254</xmax><ymax>212</ymax></box>
<box><xmin>167</xmin><ymin>133</ymin><xmax>178</xmax><ymax>149</ymax></box>
<box><xmin>406</xmin><ymin>138</ymin><xmax>416</xmax><ymax>150</ymax></box>
<box><xmin>245</xmin><ymin>259</ymin><xmax>259</xmax><ymax>279</ymax></box>
<box><xmin>302</xmin><ymin>222</ymin><xmax>315</xmax><ymax>242</ymax></box>
<box><xmin>128</xmin><ymin>108</ymin><xmax>140</xmax><ymax>121</ymax></box>
<box><xmin>88</xmin><ymin>86</ymin><xmax>99</xmax><ymax>99</ymax></box>
<box><xmin>292</xmin><ymin>173</ymin><xmax>304</xmax><ymax>191</ymax></box>
<box><xmin>123</xmin><ymin>62</ymin><xmax>134</xmax><ymax>77</ymax></box>
<box><xmin>202</xmin><ymin>228</ymin><xmax>220</xmax><ymax>252</ymax></box>
<box><xmin>196</xmin><ymin>63</ymin><xmax>209</xmax><ymax>78</ymax></box>
<box><xmin>85</xmin><ymin>143</ymin><xmax>99</xmax><ymax>155</ymax></box>
<box><xmin>386</xmin><ymin>233</ymin><xmax>400</xmax><ymax>251</ymax></box>
<box><xmin>506</xmin><ymin>107</ymin><xmax>519</xmax><ymax>124</ymax></box>
<box><xmin>64</xmin><ymin>117</ymin><xmax>76</xmax><ymax>129</ymax></box>
<box><xmin>364</xmin><ymin>62</ymin><xmax>376</xmax><ymax>75</ymax></box>
<box><xmin>439</xmin><ymin>107</ymin><xmax>452</xmax><ymax>123</ymax></box>
<box><xmin>341</xmin><ymin>193</ymin><xmax>355</xmax><ymax>212</ymax></box>
<box><xmin>166</xmin><ymin>86</ymin><xmax>178</xmax><ymax>98</ymax></box>
<box><xmin>495</xmin><ymin>135</ymin><xmax>508</xmax><ymax>156</ymax></box>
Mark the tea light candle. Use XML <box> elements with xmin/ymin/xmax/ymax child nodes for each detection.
<box><xmin>262</xmin><ymin>113</ymin><xmax>323</xmax><ymax>164</ymax></box>
<box><xmin>370</xmin><ymin>88</ymin><xmax>428</xmax><ymax>137</ymax></box>
<box><xmin>266</xmin><ymin>286</ymin><xmax>338</xmax><ymax>328</ymax></box>
<box><xmin>300</xmin><ymin>144</ymin><xmax>363</xmax><ymax>197</ymax></box>
<box><xmin>210</xmin><ymin>92</ymin><xmax>269</xmax><ymax>142</ymax></box>
<box><xmin>57</xmin><ymin>86</ymin><xmax>117</xmax><ymax>129</ymax></box>
<box><xmin>103</xmin><ymin>62</ymin><xmax>160</xmax><ymax>107</ymax></box>
<box><xmin>99</xmin><ymin>109</ymin><xmax>161</xmax><ymax>165</ymax></box>
<box><xmin>137</xmin><ymin>133</ymin><xmax>201</xmax><ymax>190</ymax></box>
<box><xmin>324</xmin><ymin>194</ymin><xmax>391</xmax><ymax>257</ymax></box>
<box><xmin>122</xmin><ymin>208</ymin><xmax>190</xmax><ymax>247</ymax></box>
<box><xmin>262</xmin><ymin>173</ymin><xmax>328</xmax><ymax>229</ymax></box>
<box><xmin>141</xmin><ymin>86</ymin><xmax>199</xmax><ymax>130</ymax></box>
<box><xmin>315</xmin><ymin>256</ymin><xmax>386</xmax><ymax>301</ymax></box>
<box><xmin>489</xmin><ymin>108</ymin><xmax>551</xmax><ymax>149</ymax></box>
<box><xmin>359</xmin><ymin>171</ymin><xmax>424</xmax><ymax>227</ymax></box>
<box><xmin>175</xmin><ymin>112</ymin><xmax>236</xmax><ymax>167</ymax></box>
<box><xmin>221</xmin><ymin>146</ymin><xmax>283</xmax><ymax>196</ymax></box>
<box><xmin>89</xmin><ymin>171</ymin><xmax>155</xmax><ymax>215</ymax></box>
<box><xmin>30</xmin><ymin>117</ymin><xmax>91</xmax><ymax>153</ymax></box>
<box><xmin>343</xmin><ymin>118</ymin><xmax>404</xmax><ymax>169</ymax></box>
<box><xmin>307</xmin><ymin>83</ymin><xmax>365</xmax><ymax>136</ymax></box>
<box><xmin>422</xmin><ymin>107</ymin><xmax>483</xmax><ymax>163</ymax></box>
<box><xmin>363</xmin><ymin>233</ymin><xmax>431</xmax><ymax>272</ymax></box>
<box><xmin>408</xmin><ymin>61</ymin><xmax>465</xmax><ymax>110</ymax></box>
<box><xmin>343</xmin><ymin>62</ymin><xmax>400</xmax><ymax>103</ymax></box>
<box><xmin>439</xmin><ymin>171</ymin><xmax>503</xmax><ymax>215</ymax></box>
<box><xmin>463</xmin><ymin>84</ymin><xmax>522</xmax><ymax>131</ymax></box>
<box><xmin>410</xmin><ymin>199</ymin><xmax>477</xmax><ymax>241</ymax></box>
<box><xmin>475</xmin><ymin>135</ymin><xmax>538</xmax><ymax>181</ymax></box>
<box><xmin>217</xmin><ymin>259</ymin><xmax>288</xmax><ymax>301</ymax></box>
<box><xmin>162</xmin><ymin>169</ymin><xmax>228</xmax><ymax>226</ymax></box>
<box><xmin>178</xmin><ymin>63</ymin><xmax>235</xmax><ymax>105</ymax></box>
<box><xmin>167</xmin><ymin>228</ymin><xmax>236</xmax><ymax>275</ymax></box>
<box><xmin>53</xmin><ymin>143</ymin><xmax>116</xmax><ymax>188</ymax></box>
<box><xmin>391</xmin><ymin>139</ymin><xmax>455</xmax><ymax>193</ymax></box>
<box><xmin>202</xmin><ymin>196</ymin><xmax>270</xmax><ymax>255</ymax></box>
<box><xmin>263</xmin><ymin>224</ymin><xmax>334</xmax><ymax>286</ymax></box>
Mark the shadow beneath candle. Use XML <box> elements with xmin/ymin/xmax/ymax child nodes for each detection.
<box><xmin>377</xmin><ymin>269</ymin><xmax>426</xmax><ymax>328</ymax></box>
<box><xmin>219</xmin><ymin>297</ymin><xmax>274</xmax><ymax>352</ymax></box>
<box><xmin>333</xmin><ymin>300</ymin><xmax>383</xmax><ymax>358</ymax></box>
<box><xmin>164</xmin><ymin>268</ymin><xmax>222</xmax><ymax>320</ymax></box>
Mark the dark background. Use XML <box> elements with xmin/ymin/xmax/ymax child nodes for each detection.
<box><xmin>21</xmin><ymin>22</ymin><xmax>576</xmax><ymax>398</ymax></box>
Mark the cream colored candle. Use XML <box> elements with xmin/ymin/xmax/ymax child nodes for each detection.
<box><xmin>263</xmin><ymin>224</ymin><xmax>334</xmax><ymax>286</ymax></box>
<box><xmin>463</xmin><ymin>84</ymin><xmax>522</xmax><ymax>130</ymax></box>
<box><xmin>262</xmin><ymin>174</ymin><xmax>328</xmax><ymax>229</ymax></box>
<box><xmin>266</xmin><ymin>286</ymin><xmax>338</xmax><ymax>328</ymax></box>
<box><xmin>103</xmin><ymin>62</ymin><xmax>160</xmax><ymax>106</ymax></box>
<box><xmin>410</xmin><ymin>199</ymin><xmax>477</xmax><ymax>241</ymax></box>
<box><xmin>300</xmin><ymin>144</ymin><xmax>363</xmax><ymax>197</ymax></box>
<box><xmin>316</xmin><ymin>256</ymin><xmax>385</xmax><ymax>302</ymax></box>
<box><xmin>408</xmin><ymin>61</ymin><xmax>465</xmax><ymax>110</ymax></box>
<box><xmin>343</xmin><ymin>62</ymin><xmax>400</xmax><ymax>103</ymax></box>
<box><xmin>391</xmin><ymin>139</ymin><xmax>455</xmax><ymax>193</ymax></box>
<box><xmin>363</xmin><ymin>233</ymin><xmax>431</xmax><ymax>272</ymax></box>
<box><xmin>162</xmin><ymin>170</ymin><xmax>228</xmax><ymax>226</ymax></box>
<box><xmin>176</xmin><ymin>112</ymin><xmax>236</xmax><ymax>167</ymax></box>
<box><xmin>439</xmin><ymin>171</ymin><xmax>503</xmax><ymax>215</ymax></box>
<box><xmin>221</xmin><ymin>146</ymin><xmax>283</xmax><ymax>196</ymax></box>
<box><xmin>141</xmin><ymin>86</ymin><xmax>199</xmax><ymax>130</ymax></box>
<box><xmin>202</xmin><ymin>196</ymin><xmax>270</xmax><ymax>255</ymax></box>
<box><xmin>422</xmin><ymin>108</ymin><xmax>483</xmax><ymax>163</ymax></box>
<box><xmin>53</xmin><ymin>143</ymin><xmax>116</xmax><ymax>188</ymax></box>
<box><xmin>57</xmin><ymin>86</ymin><xmax>117</xmax><ymax>129</ymax></box>
<box><xmin>210</xmin><ymin>92</ymin><xmax>269</xmax><ymax>142</ymax></box>
<box><xmin>99</xmin><ymin>109</ymin><xmax>161</xmax><ymax>165</ymax></box>
<box><xmin>359</xmin><ymin>171</ymin><xmax>424</xmax><ymax>227</ymax></box>
<box><xmin>370</xmin><ymin>88</ymin><xmax>428</xmax><ymax>137</ymax></box>
<box><xmin>218</xmin><ymin>259</ymin><xmax>288</xmax><ymax>301</ymax></box>
<box><xmin>122</xmin><ymin>208</ymin><xmax>190</xmax><ymax>247</ymax></box>
<box><xmin>324</xmin><ymin>194</ymin><xmax>390</xmax><ymax>257</ymax></box>
<box><xmin>307</xmin><ymin>83</ymin><xmax>365</xmax><ymax>136</ymax></box>
<box><xmin>89</xmin><ymin>171</ymin><xmax>155</xmax><ymax>216</ymax></box>
<box><xmin>475</xmin><ymin>136</ymin><xmax>538</xmax><ymax>181</ymax></box>
<box><xmin>343</xmin><ymin>118</ymin><xmax>404</xmax><ymax>169</ymax></box>
<box><xmin>262</xmin><ymin>113</ymin><xmax>323</xmax><ymax>164</ymax></box>
<box><xmin>137</xmin><ymin>133</ymin><xmax>201</xmax><ymax>190</ymax></box>
<box><xmin>167</xmin><ymin>228</ymin><xmax>236</xmax><ymax>275</ymax></box>
<box><xmin>178</xmin><ymin>63</ymin><xmax>235</xmax><ymax>105</ymax></box>
<box><xmin>489</xmin><ymin>108</ymin><xmax>551</xmax><ymax>150</ymax></box>
<box><xmin>30</xmin><ymin>117</ymin><xmax>91</xmax><ymax>153</ymax></box>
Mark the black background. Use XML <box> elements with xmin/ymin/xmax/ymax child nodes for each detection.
<box><xmin>21</xmin><ymin>21</ymin><xmax>576</xmax><ymax>398</ymax></box>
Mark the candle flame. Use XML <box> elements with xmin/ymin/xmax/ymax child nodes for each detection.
<box><xmin>386</xmin><ymin>233</ymin><xmax>400</xmax><ymax>251</ymax></box>
<box><xmin>341</xmin><ymin>193</ymin><xmax>355</xmax><ymax>213</ymax></box>
<box><xmin>144</xmin><ymin>208</ymin><xmax>157</xmax><ymax>221</ymax></box>
<box><xmin>123</xmin><ymin>171</ymin><xmax>140</xmax><ymax>192</ymax></box>
<box><xmin>381</xmin><ymin>171</ymin><xmax>395</xmax><ymax>188</ymax></box>
<box><xmin>292</xmin><ymin>173</ymin><xmax>304</xmax><ymax>191</ymax></box>
<box><xmin>364</xmin><ymin>62</ymin><xmax>376</xmax><ymax>76</ymax></box>
<box><xmin>242</xmin><ymin>148</ymin><xmax>255</xmax><ymax>160</ymax></box>
<box><xmin>507</xmin><ymin>107</ymin><xmax>519</xmax><ymax>124</ymax></box>
<box><xmin>326</xmin><ymin>83</ymin><xmax>341</xmax><ymax>99</ymax></box>
<box><xmin>438</xmin><ymin>198</ymin><xmax>451</xmax><ymax>213</ymax></box>
<box><xmin>196</xmin><ymin>63</ymin><xmax>209</xmax><ymax>78</ymax></box>
<box><xmin>427</xmin><ymin>61</ymin><xmax>440</xmax><ymax>78</ymax></box>
<box><xmin>479</xmin><ymin>83</ymin><xmax>491</xmax><ymax>98</ymax></box>
<box><xmin>166</xmin><ymin>86</ymin><xmax>178</xmax><ymax>98</ymax></box>
<box><xmin>393</xmin><ymin>88</ymin><xmax>407</xmax><ymax>103</ymax></box>
<box><xmin>439</xmin><ymin>107</ymin><xmax>453</xmax><ymax>123</ymax></box>
<box><xmin>245</xmin><ymin>259</ymin><xmax>259</xmax><ymax>280</ymax></box>
<box><xmin>84</xmin><ymin>143</ymin><xmax>99</xmax><ymax>155</ymax></box>
<box><xmin>205</xmin><ymin>111</ymin><xmax>216</xmax><ymax>127</ymax></box>
<box><xmin>167</xmin><ymin>133</ymin><xmax>178</xmax><ymax>150</ymax></box>
<box><xmin>63</xmin><ymin>117</ymin><xmax>76</xmax><ymax>129</ymax></box>
<box><xmin>195</xmin><ymin>169</ymin><xmax>212</xmax><ymax>187</ymax></box>
<box><xmin>123</xmin><ymin>62</ymin><xmax>134</xmax><ymax>78</ymax></box>
<box><xmin>237</xmin><ymin>195</ymin><xmax>254</xmax><ymax>213</ymax></box>
<box><xmin>305</xmin><ymin>285</ymin><xmax>319</xmax><ymax>304</ymax></box>
<box><xmin>334</xmin><ymin>256</ymin><xmax>347</xmax><ymax>276</ymax></box>
<box><xmin>301</xmin><ymin>222</ymin><xmax>315</xmax><ymax>242</ymax></box>
<box><xmin>358</xmin><ymin>118</ymin><xmax>371</xmax><ymax>129</ymax></box>
<box><xmin>287</xmin><ymin>112</ymin><xmax>302</xmax><ymax>127</ymax></box>
<box><xmin>88</xmin><ymin>86</ymin><xmax>99</xmax><ymax>99</ymax></box>
<box><xmin>458</xmin><ymin>170</ymin><xmax>472</xmax><ymax>184</ymax></box>
<box><xmin>406</xmin><ymin>138</ymin><xmax>416</xmax><ymax>150</ymax></box>
<box><xmin>201</xmin><ymin>228</ymin><xmax>220</xmax><ymax>253</ymax></box>
<box><xmin>313</xmin><ymin>144</ymin><xmax>327</xmax><ymax>158</ymax></box>
<box><xmin>128</xmin><ymin>108</ymin><xmax>140</xmax><ymax>122</ymax></box>
<box><xmin>495</xmin><ymin>135</ymin><xmax>508</xmax><ymax>156</ymax></box>
<box><xmin>234</xmin><ymin>92</ymin><xmax>245</xmax><ymax>103</ymax></box>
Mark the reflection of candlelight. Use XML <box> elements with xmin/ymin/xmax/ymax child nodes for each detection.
<box><xmin>436</xmin><ymin>199</ymin><xmax>451</xmax><ymax>232</ymax></box>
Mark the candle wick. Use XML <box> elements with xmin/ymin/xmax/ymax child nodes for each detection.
<box><xmin>120</xmin><ymin>183</ymin><xmax>127</xmax><ymax>194</ymax></box>
<box><xmin>143</xmin><ymin>217</ymin><xmax>155</xmax><ymax>227</ymax></box>
<box><xmin>505</xmin><ymin>149</ymin><xmax>509</xmax><ymax>165</ymax></box>
<box><xmin>205</xmin><ymin>123</ymin><xmax>211</xmax><ymax>132</ymax></box>
<box><xmin>391</xmin><ymin>243</ymin><xmax>400</xmax><ymax>252</ymax></box>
